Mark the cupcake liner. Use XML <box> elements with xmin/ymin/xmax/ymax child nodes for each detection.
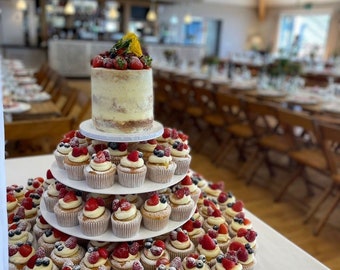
<box><xmin>170</xmin><ymin>199</ymin><xmax>195</xmax><ymax>221</ymax></box>
<box><xmin>54</xmin><ymin>150</ymin><xmax>66</xmax><ymax>169</ymax></box>
<box><xmin>50</xmin><ymin>247</ymin><xmax>85</xmax><ymax>268</ymax></box>
<box><xmin>117</xmin><ymin>165</ymin><xmax>146</xmax><ymax>188</ymax></box>
<box><xmin>38</xmin><ymin>237</ymin><xmax>55</xmax><ymax>257</ymax></box>
<box><xmin>78</xmin><ymin>209</ymin><xmax>111</xmax><ymax>236</ymax></box>
<box><xmin>42</xmin><ymin>192</ymin><xmax>59</xmax><ymax>212</ymax></box>
<box><xmin>111</xmin><ymin>156</ymin><xmax>125</xmax><ymax>166</ymax></box>
<box><xmin>141</xmin><ymin>205</ymin><xmax>171</xmax><ymax>231</ymax></box>
<box><xmin>146</xmin><ymin>162</ymin><xmax>177</xmax><ymax>183</ymax></box>
<box><xmin>64</xmin><ymin>163</ymin><xmax>87</xmax><ymax>181</ymax></box>
<box><xmin>172</xmin><ymin>155</ymin><xmax>191</xmax><ymax>175</ymax></box>
<box><xmin>111</xmin><ymin>211</ymin><xmax>142</xmax><ymax>238</ymax></box>
<box><xmin>84</xmin><ymin>167</ymin><xmax>116</xmax><ymax>189</ymax></box>
<box><xmin>53</xmin><ymin>204</ymin><xmax>83</xmax><ymax>227</ymax></box>
<box><xmin>166</xmin><ymin>240</ymin><xmax>195</xmax><ymax>260</ymax></box>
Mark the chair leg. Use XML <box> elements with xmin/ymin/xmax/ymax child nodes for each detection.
<box><xmin>246</xmin><ymin>154</ymin><xmax>265</xmax><ymax>185</ymax></box>
<box><xmin>214</xmin><ymin>137</ymin><xmax>235</xmax><ymax>166</ymax></box>
<box><xmin>238</xmin><ymin>148</ymin><xmax>259</xmax><ymax>179</ymax></box>
<box><xmin>274</xmin><ymin>165</ymin><xmax>304</xmax><ymax>202</ymax></box>
<box><xmin>303</xmin><ymin>184</ymin><xmax>334</xmax><ymax>224</ymax></box>
<box><xmin>301</xmin><ymin>170</ymin><xmax>315</xmax><ymax>197</ymax></box>
<box><xmin>313</xmin><ymin>189</ymin><xmax>340</xmax><ymax>236</ymax></box>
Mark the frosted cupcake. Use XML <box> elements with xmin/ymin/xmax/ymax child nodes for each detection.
<box><xmin>166</xmin><ymin>229</ymin><xmax>195</xmax><ymax>260</ymax></box>
<box><xmin>33</xmin><ymin>214</ymin><xmax>52</xmax><ymax>239</ymax></box>
<box><xmin>137</xmin><ymin>139</ymin><xmax>158</xmax><ymax>162</ymax></box>
<box><xmin>8</xmin><ymin>227</ymin><xmax>35</xmax><ymax>246</ymax></box>
<box><xmin>117</xmin><ymin>150</ymin><xmax>147</xmax><ymax>188</ymax></box>
<box><xmin>74</xmin><ymin>130</ymin><xmax>88</xmax><ymax>147</ymax></box>
<box><xmin>170</xmin><ymin>141</ymin><xmax>191</xmax><ymax>175</ymax></box>
<box><xmin>50</xmin><ymin>236</ymin><xmax>85</xmax><ymax>268</ymax></box>
<box><xmin>79</xmin><ymin>247</ymin><xmax>111</xmax><ymax>270</ymax></box>
<box><xmin>78</xmin><ymin>196</ymin><xmax>110</xmax><ymax>236</ymax></box>
<box><xmin>54</xmin><ymin>138</ymin><xmax>72</xmax><ymax>169</ymax></box>
<box><xmin>146</xmin><ymin>145</ymin><xmax>177</xmax><ymax>183</ymax></box>
<box><xmin>25</xmin><ymin>177</ymin><xmax>44</xmax><ymax>192</ymax></box>
<box><xmin>182</xmin><ymin>254</ymin><xmax>211</xmax><ymax>270</ymax></box>
<box><xmin>64</xmin><ymin>146</ymin><xmax>90</xmax><ymax>180</ymax></box>
<box><xmin>182</xmin><ymin>218</ymin><xmax>205</xmax><ymax>246</ymax></box>
<box><xmin>111</xmin><ymin>198</ymin><xmax>142</xmax><ymax>238</ymax></box>
<box><xmin>7</xmin><ymin>191</ymin><xmax>19</xmax><ymax>215</ymax></box>
<box><xmin>156</xmin><ymin>127</ymin><xmax>172</xmax><ymax>146</ymax></box>
<box><xmin>199</xmin><ymin>198</ymin><xmax>220</xmax><ymax>220</ymax></box>
<box><xmin>230</xmin><ymin>228</ymin><xmax>258</xmax><ymax>254</ymax></box>
<box><xmin>87</xmin><ymin>139</ymin><xmax>107</xmax><ymax>156</ymax></box>
<box><xmin>216</xmin><ymin>191</ymin><xmax>236</xmax><ymax>211</ymax></box>
<box><xmin>8</xmin><ymin>243</ymin><xmax>35</xmax><ymax>270</ymax></box>
<box><xmin>212</xmin><ymin>252</ymin><xmax>243</xmax><ymax>270</ymax></box>
<box><xmin>84</xmin><ymin>149</ymin><xmax>116</xmax><ymax>189</ymax></box>
<box><xmin>24</xmin><ymin>246</ymin><xmax>59</xmax><ymax>270</ymax></box>
<box><xmin>204</xmin><ymin>182</ymin><xmax>224</xmax><ymax>201</ymax></box>
<box><xmin>38</xmin><ymin>228</ymin><xmax>69</xmax><ymax>256</ymax></box>
<box><xmin>228</xmin><ymin>213</ymin><xmax>253</xmax><ymax>238</ymax></box>
<box><xmin>43</xmin><ymin>182</ymin><xmax>67</xmax><ymax>212</ymax></box>
<box><xmin>140</xmin><ymin>193</ymin><xmax>171</xmax><ymax>231</ymax></box>
<box><xmin>43</xmin><ymin>169</ymin><xmax>56</xmax><ymax>190</ymax></box>
<box><xmin>7</xmin><ymin>184</ymin><xmax>26</xmax><ymax>203</ymax></box>
<box><xmin>203</xmin><ymin>208</ymin><xmax>226</xmax><ymax>231</ymax></box>
<box><xmin>110</xmin><ymin>242</ymin><xmax>141</xmax><ymax>270</ymax></box>
<box><xmin>223</xmin><ymin>200</ymin><xmax>244</xmax><ymax>224</ymax></box>
<box><xmin>107</xmin><ymin>142</ymin><xmax>129</xmax><ymax>166</ymax></box>
<box><xmin>180</xmin><ymin>175</ymin><xmax>201</xmax><ymax>203</ymax></box>
<box><xmin>87</xmin><ymin>240</ymin><xmax>117</xmax><ymax>254</ymax></box>
<box><xmin>227</xmin><ymin>241</ymin><xmax>256</xmax><ymax>270</ymax></box>
<box><xmin>140</xmin><ymin>239</ymin><xmax>170</xmax><ymax>270</ymax></box>
<box><xmin>189</xmin><ymin>172</ymin><xmax>209</xmax><ymax>191</ymax></box>
<box><xmin>196</xmin><ymin>234</ymin><xmax>223</xmax><ymax>268</ymax></box>
<box><xmin>206</xmin><ymin>223</ymin><xmax>231</xmax><ymax>253</ymax></box>
<box><xmin>114</xmin><ymin>193</ymin><xmax>144</xmax><ymax>209</ymax></box>
<box><xmin>54</xmin><ymin>189</ymin><xmax>83</xmax><ymax>227</ymax></box>
<box><xmin>20</xmin><ymin>197</ymin><xmax>39</xmax><ymax>226</ymax></box>
<box><xmin>169</xmin><ymin>187</ymin><xmax>195</xmax><ymax>221</ymax></box>
<box><xmin>86</xmin><ymin>192</ymin><xmax>114</xmax><ymax>210</ymax></box>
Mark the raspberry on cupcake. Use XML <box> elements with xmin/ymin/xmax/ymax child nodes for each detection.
<box><xmin>146</xmin><ymin>144</ymin><xmax>177</xmax><ymax>183</ymax></box>
<box><xmin>110</xmin><ymin>242</ymin><xmax>141</xmax><ymax>270</ymax></box>
<box><xmin>64</xmin><ymin>146</ymin><xmax>90</xmax><ymax>180</ymax></box>
<box><xmin>166</xmin><ymin>228</ymin><xmax>195</xmax><ymax>260</ymax></box>
<box><xmin>117</xmin><ymin>150</ymin><xmax>147</xmax><ymax>188</ymax></box>
<box><xmin>169</xmin><ymin>186</ymin><xmax>195</xmax><ymax>221</ymax></box>
<box><xmin>54</xmin><ymin>189</ymin><xmax>83</xmax><ymax>227</ymax></box>
<box><xmin>140</xmin><ymin>193</ymin><xmax>171</xmax><ymax>231</ymax></box>
<box><xmin>111</xmin><ymin>198</ymin><xmax>142</xmax><ymax>238</ymax></box>
<box><xmin>107</xmin><ymin>142</ymin><xmax>128</xmax><ymax>165</ymax></box>
<box><xmin>84</xmin><ymin>149</ymin><xmax>116</xmax><ymax>189</ymax></box>
<box><xmin>79</xmin><ymin>246</ymin><xmax>111</xmax><ymax>269</ymax></box>
<box><xmin>140</xmin><ymin>239</ymin><xmax>170</xmax><ymax>270</ymax></box>
<box><xmin>78</xmin><ymin>196</ymin><xmax>111</xmax><ymax>236</ymax></box>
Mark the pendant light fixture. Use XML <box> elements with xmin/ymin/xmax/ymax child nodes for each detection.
<box><xmin>16</xmin><ymin>0</ymin><xmax>27</xmax><ymax>11</ymax></box>
<box><xmin>64</xmin><ymin>0</ymin><xmax>76</xmax><ymax>15</ymax></box>
<box><xmin>147</xmin><ymin>0</ymin><xmax>157</xmax><ymax>22</ymax></box>
<box><xmin>183</xmin><ymin>0</ymin><xmax>192</xmax><ymax>24</ymax></box>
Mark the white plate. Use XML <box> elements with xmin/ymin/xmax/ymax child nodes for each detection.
<box><xmin>40</xmin><ymin>199</ymin><xmax>194</xmax><ymax>242</ymax></box>
<box><xmin>3</xmin><ymin>102</ymin><xmax>31</xmax><ymax>113</ymax></box>
<box><xmin>14</xmin><ymin>92</ymin><xmax>51</xmax><ymax>102</ymax></box>
<box><xmin>80</xmin><ymin>120</ymin><xmax>164</xmax><ymax>142</ymax></box>
<box><xmin>16</xmin><ymin>77</ymin><xmax>36</xmax><ymax>85</ymax></box>
<box><xmin>50</xmin><ymin>161</ymin><xmax>184</xmax><ymax>195</ymax></box>
<box><xmin>322</xmin><ymin>103</ymin><xmax>340</xmax><ymax>114</ymax></box>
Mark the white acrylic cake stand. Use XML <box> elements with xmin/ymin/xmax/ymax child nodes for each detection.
<box><xmin>79</xmin><ymin>119</ymin><xmax>164</xmax><ymax>142</ymax></box>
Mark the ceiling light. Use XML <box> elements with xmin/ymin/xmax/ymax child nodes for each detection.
<box><xmin>184</xmin><ymin>13</ymin><xmax>192</xmax><ymax>24</ymax></box>
<box><xmin>147</xmin><ymin>1</ymin><xmax>157</xmax><ymax>22</ymax></box>
<box><xmin>64</xmin><ymin>0</ymin><xmax>75</xmax><ymax>15</ymax></box>
<box><xmin>16</xmin><ymin>0</ymin><xmax>27</xmax><ymax>11</ymax></box>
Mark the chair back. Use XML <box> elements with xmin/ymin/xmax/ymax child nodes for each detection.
<box><xmin>192</xmin><ymin>84</ymin><xmax>218</xmax><ymax>116</ymax></box>
<box><xmin>215</xmin><ymin>91</ymin><xmax>245</xmax><ymax>125</ymax></box>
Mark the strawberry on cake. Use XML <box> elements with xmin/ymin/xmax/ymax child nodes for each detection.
<box><xmin>196</xmin><ymin>234</ymin><xmax>223</xmax><ymax>268</ymax></box>
<box><xmin>166</xmin><ymin>229</ymin><xmax>195</xmax><ymax>259</ymax></box>
<box><xmin>180</xmin><ymin>175</ymin><xmax>201</xmax><ymax>203</ymax></box>
<box><xmin>79</xmin><ymin>247</ymin><xmax>111</xmax><ymax>270</ymax></box>
<box><xmin>84</xmin><ymin>149</ymin><xmax>116</xmax><ymax>189</ymax></box>
<box><xmin>110</xmin><ymin>198</ymin><xmax>142</xmax><ymax>238</ymax></box>
<box><xmin>117</xmin><ymin>150</ymin><xmax>147</xmax><ymax>188</ymax></box>
<box><xmin>110</xmin><ymin>242</ymin><xmax>141</xmax><ymax>270</ymax></box>
<box><xmin>78</xmin><ymin>196</ymin><xmax>111</xmax><ymax>236</ymax></box>
<box><xmin>91</xmin><ymin>33</ymin><xmax>153</xmax><ymax>133</ymax></box>
<box><xmin>156</xmin><ymin>127</ymin><xmax>172</xmax><ymax>147</ymax></box>
<box><xmin>140</xmin><ymin>239</ymin><xmax>170</xmax><ymax>270</ymax></box>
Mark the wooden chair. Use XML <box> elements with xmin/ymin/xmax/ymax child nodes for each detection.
<box><xmin>153</xmin><ymin>72</ymin><xmax>173</xmax><ymax>125</ymax></box>
<box><xmin>274</xmin><ymin>108</ymin><xmax>328</xmax><ymax>202</ymax></box>
<box><xmin>66</xmin><ymin>87</ymin><xmax>91</xmax><ymax>129</ymax></box>
<box><xmin>33</xmin><ymin>62</ymin><xmax>51</xmax><ymax>85</ymax></box>
<box><xmin>303</xmin><ymin>121</ymin><xmax>340</xmax><ymax>235</ymax></box>
<box><xmin>54</xmin><ymin>84</ymin><xmax>78</xmax><ymax>117</ymax></box>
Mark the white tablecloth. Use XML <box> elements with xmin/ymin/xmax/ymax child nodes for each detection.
<box><xmin>5</xmin><ymin>155</ymin><xmax>330</xmax><ymax>270</ymax></box>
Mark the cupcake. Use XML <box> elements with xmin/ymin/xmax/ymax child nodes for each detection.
<box><xmin>74</xmin><ymin>129</ymin><xmax>88</xmax><ymax>147</ymax></box>
<box><xmin>137</xmin><ymin>139</ymin><xmax>158</xmax><ymax>162</ymax></box>
<box><xmin>156</xmin><ymin>127</ymin><xmax>172</xmax><ymax>146</ymax></box>
<box><xmin>43</xmin><ymin>169</ymin><xmax>56</xmax><ymax>190</ymax></box>
<box><xmin>196</xmin><ymin>234</ymin><xmax>223</xmax><ymax>268</ymax></box>
<box><xmin>169</xmin><ymin>128</ymin><xmax>188</xmax><ymax>145</ymax></box>
<box><xmin>140</xmin><ymin>193</ymin><xmax>171</xmax><ymax>231</ymax></box>
<box><xmin>20</xmin><ymin>197</ymin><xmax>39</xmax><ymax>226</ymax></box>
<box><xmin>86</xmin><ymin>192</ymin><xmax>114</xmax><ymax>210</ymax></box>
<box><xmin>190</xmin><ymin>172</ymin><xmax>209</xmax><ymax>191</ymax></box>
<box><xmin>111</xmin><ymin>198</ymin><xmax>142</xmax><ymax>238</ymax></box>
<box><xmin>8</xmin><ymin>243</ymin><xmax>35</xmax><ymax>270</ymax></box>
<box><xmin>79</xmin><ymin>247</ymin><xmax>111</xmax><ymax>269</ymax></box>
<box><xmin>170</xmin><ymin>141</ymin><xmax>191</xmax><ymax>175</ymax></box>
<box><xmin>182</xmin><ymin>254</ymin><xmax>211</xmax><ymax>270</ymax></box>
<box><xmin>24</xmin><ymin>246</ymin><xmax>59</xmax><ymax>270</ymax></box>
<box><xmin>8</xmin><ymin>227</ymin><xmax>35</xmax><ymax>246</ymax></box>
<box><xmin>146</xmin><ymin>145</ymin><xmax>177</xmax><ymax>183</ymax></box>
<box><xmin>43</xmin><ymin>182</ymin><xmax>67</xmax><ymax>212</ymax></box>
<box><xmin>78</xmin><ymin>196</ymin><xmax>110</xmax><ymax>236</ymax></box>
<box><xmin>204</xmin><ymin>182</ymin><xmax>224</xmax><ymax>201</ymax></box>
<box><xmin>87</xmin><ymin>139</ymin><xmax>107</xmax><ymax>156</ymax></box>
<box><xmin>84</xmin><ymin>149</ymin><xmax>116</xmax><ymax>189</ymax></box>
<box><xmin>230</xmin><ymin>228</ymin><xmax>258</xmax><ymax>255</ymax></box>
<box><xmin>203</xmin><ymin>207</ymin><xmax>226</xmax><ymax>231</ymax></box>
<box><xmin>228</xmin><ymin>213</ymin><xmax>253</xmax><ymax>238</ymax></box>
<box><xmin>114</xmin><ymin>193</ymin><xmax>144</xmax><ymax>209</ymax></box>
<box><xmin>54</xmin><ymin>138</ymin><xmax>72</xmax><ymax>169</ymax></box>
<box><xmin>24</xmin><ymin>188</ymin><xmax>43</xmax><ymax>209</ymax></box>
<box><xmin>87</xmin><ymin>240</ymin><xmax>117</xmax><ymax>254</ymax></box>
<box><xmin>117</xmin><ymin>150</ymin><xmax>147</xmax><ymax>188</ymax></box>
<box><xmin>180</xmin><ymin>175</ymin><xmax>201</xmax><ymax>203</ymax></box>
<box><xmin>169</xmin><ymin>187</ymin><xmax>195</xmax><ymax>221</ymax></box>
<box><xmin>140</xmin><ymin>239</ymin><xmax>170</xmax><ymax>270</ymax></box>
<box><xmin>37</xmin><ymin>228</ymin><xmax>69</xmax><ymax>257</ymax></box>
<box><xmin>33</xmin><ymin>214</ymin><xmax>52</xmax><ymax>239</ymax></box>
<box><xmin>8</xmin><ymin>219</ymin><xmax>32</xmax><ymax>234</ymax></box>
<box><xmin>212</xmin><ymin>252</ymin><xmax>243</xmax><ymax>270</ymax></box>
<box><xmin>53</xmin><ymin>189</ymin><xmax>83</xmax><ymax>227</ymax></box>
<box><xmin>7</xmin><ymin>184</ymin><xmax>26</xmax><ymax>203</ymax></box>
<box><xmin>110</xmin><ymin>242</ymin><xmax>141</xmax><ymax>270</ymax></box>
<box><xmin>7</xmin><ymin>191</ymin><xmax>19</xmax><ymax>215</ymax></box>
<box><xmin>107</xmin><ymin>142</ymin><xmax>128</xmax><ymax>165</ymax></box>
<box><xmin>63</xmin><ymin>146</ymin><xmax>90</xmax><ymax>181</ymax></box>
<box><xmin>223</xmin><ymin>200</ymin><xmax>245</xmax><ymax>224</ymax></box>
<box><xmin>227</xmin><ymin>241</ymin><xmax>256</xmax><ymax>270</ymax></box>
<box><xmin>50</xmin><ymin>236</ymin><xmax>86</xmax><ymax>268</ymax></box>
<box><xmin>26</xmin><ymin>177</ymin><xmax>44</xmax><ymax>192</ymax></box>
<box><xmin>166</xmin><ymin>229</ymin><xmax>195</xmax><ymax>260</ymax></box>
<box><xmin>181</xmin><ymin>218</ymin><xmax>205</xmax><ymax>246</ymax></box>
<box><xmin>216</xmin><ymin>191</ymin><xmax>236</xmax><ymax>211</ymax></box>
<box><xmin>207</xmin><ymin>223</ymin><xmax>231</xmax><ymax>253</ymax></box>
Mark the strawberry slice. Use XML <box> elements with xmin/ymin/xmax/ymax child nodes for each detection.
<box><xmin>147</xmin><ymin>194</ymin><xmax>159</xmax><ymax>206</ymax></box>
<box><xmin>177</xmin><ymin>231</ymin><xmax>189</xmax><ymax>242</ymax></box>
<box><xmin>112</xmin><ymin>243</ymin><xmax>129</xmax><ymax>259</ymax></box>
<box><xmin>63</xmin><ymin>190</ymin><xmax>78</xmax><ymax>203</ymax></box>
<box><xmin>218</xmin><ymin>223</ymin><xmax>228</xmax><ymax>234</ymax></box>
<box><xmin>182</xmin><ymin>220</ymin><xmax>194</xmax><ymax>232</ymax></box>
<box><xmin>85</xmin><ymin>197</ymin><xmax>98</xmax><ymax>211</ymax></box>
<box><xmin>199</xmin><ymin>234</ymin><xmax>216</xmax><ymax>250</ymax></box>
<box><xmin>98</xmin><ymin>247</ymin><xmax>109</xmax><ymax>259</ymax></box>
<box><xmin>154</xmin><ymin>239</ymin><xmax>166</xmax><ymax>250</ymax></box>
<box><xmin>181</xmin><ymin>175</ymin><xmax>193</xmax><ymax>185</ymax></box>
<box><xmin>19</xmin><ymin>244</ymin><xmax>32</xmax><ymax>257</ymax></box>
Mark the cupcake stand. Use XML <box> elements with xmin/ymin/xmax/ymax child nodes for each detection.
<box><xmin>40</xmin><ymin>120</ymin><xmax>195</xmax><ymax>242</ymax></box>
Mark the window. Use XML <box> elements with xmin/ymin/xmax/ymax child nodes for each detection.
<box><xmin>276</xmin><ymin>10</ymin><xmax>331</xmax><ymax>59</ymax></box>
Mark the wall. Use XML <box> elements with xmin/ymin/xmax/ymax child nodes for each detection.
<box><xmin>158</xmin><ymin>2</ymin><xmax>258</xmax><ymax>58</ymax></box>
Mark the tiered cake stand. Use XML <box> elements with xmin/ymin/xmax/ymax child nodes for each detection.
<box><xmin>40</xmin><ymin>120</ymin><xmax>194</xmax><ymax>242</ymax></box>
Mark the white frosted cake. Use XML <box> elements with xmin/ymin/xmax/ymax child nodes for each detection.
<box><xmin>90</xmin><ymin>32</ymin><xmax>154</xmax><ymax>133</ymax></box>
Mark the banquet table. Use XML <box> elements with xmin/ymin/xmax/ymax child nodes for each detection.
<box><xmin>4</xmin><ymin>154</ymin><xmax>330</xmax><ymax>270</ymax></box>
